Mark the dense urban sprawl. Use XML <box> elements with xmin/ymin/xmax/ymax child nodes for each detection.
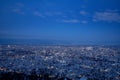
<box><xmin>0</xmin><ymin>45</ymin><xmax>120</xmax><ymax>80</ymax></box>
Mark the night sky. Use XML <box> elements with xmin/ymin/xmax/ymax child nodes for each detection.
<box><xmin>0</xmin><ymin>0</ymin><xmax>120</xmax><ymax>44</ymax></box>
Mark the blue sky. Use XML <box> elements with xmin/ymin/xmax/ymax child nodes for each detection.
<box><xmin>0</xmin><ymin>0</ymin><xmax>120</xmax><ymax>44</ymax></box>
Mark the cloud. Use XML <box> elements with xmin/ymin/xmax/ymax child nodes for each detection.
<box><xmin>12</xmin><ymin>8</ymin><xmax>25</xmax><ymax>14</ymax></box>
<box><xmin>15</xmin><ymin>3</ymin><xmax>24</xmax><ymax>7</ymax></box>
<box><xmin>44</xmin><ymin>12</ymin><xmax>53</xmax><ymax>16</ymax></box>
<box><xmin>34</xmin><ymin>11</ymin><xmax>45</xmax><ymax>17</ymax></box>
<box><xmin>62</xmin><ymin>19</ymin><xmax>80</xmax><ymax>23</ymax></box>
<box><xmin>44</xmin><ymin>11</ymin><xmax>65</xmax><ymax>17</ymax></box>
<box><xmin>34</xmin><ymin>11</ymin><xmax>63</xmax><ymax>17</ymax></box>
<box><xmin>62</xmin><ymin>19</ymin><xmax>88</xmax><ymax>24</ymax></box>
<box><xmin>93</xmin><ymin>10</ymin><xmax>120</xmax><ymax>23</ymax></box>
<box><xmin>11</xmin><ymin>3</ymin><xmax>25</xmax><ymax>15</ymax></box>
<box><xmin>54</xmin><ymin>11</ymin><xmax>64</xmax><ymax>16</ymax></box>
<box><xmin>80</xmin><ymin>11</ymin><xmax>87</xmax><ymax>15</ymax></box>
<box><xmin>81</xmin><ymin>20</ymin><xmax>88</xmax><ymax>24</ymax></box>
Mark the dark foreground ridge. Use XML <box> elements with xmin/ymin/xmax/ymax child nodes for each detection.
<box><xmin>0</xmin><ymin>69</ymin><xmax>116</xmax><ymax>80</ymax></box>
<box><xmin>0</xmin><ymin>69</ymin><xmax>72</xmax><ymax>80</ymax></box>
